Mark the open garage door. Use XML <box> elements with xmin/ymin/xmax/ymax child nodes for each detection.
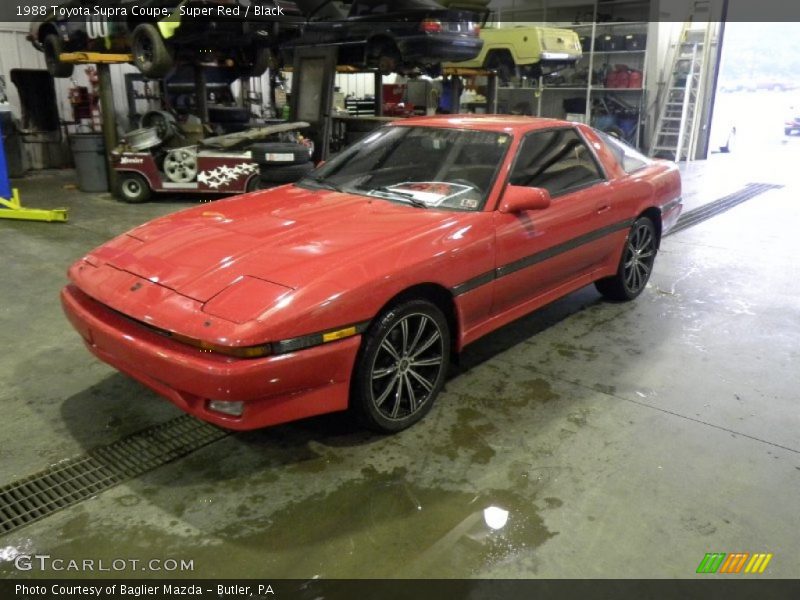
<box><xmin>709</xmin><ymin>9</ymin><xmax>800</xmax><ymax>159</ymax></box>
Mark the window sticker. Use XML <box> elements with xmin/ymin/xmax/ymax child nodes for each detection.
<box><xmin>381</xmin><ymin>182</ymin><xmax>475</xmax><ymax>206</ymax></box>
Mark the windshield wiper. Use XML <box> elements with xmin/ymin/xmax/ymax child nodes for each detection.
<box><xmin>301</xmin><ymin>174</ymin><xmax>345</xmax><ymax>193</ymax></box>
<box><xmin>371</xmin><ymin>186</ymin><xmax>429</xmax><ymax>209</ymax></box>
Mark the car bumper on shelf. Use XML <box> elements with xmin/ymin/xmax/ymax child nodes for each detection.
<box><xmin>61</xmin><ymin>285</ymin><xmax>360</xmax><ymax>431</ymax></box>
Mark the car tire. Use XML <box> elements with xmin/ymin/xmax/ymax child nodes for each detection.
<box><xmin>245</xmin><ymin>175</ymin><xmax>260</xmax><ymax>193</ymax></box>
<box><xmin>259</xmin><ymin>162</ymin><xmax>314</xmax><ymax>183</ymax></box>
<box><xmin>351</xmin><ymin>299</ymin><xmax>451</xmax><ymax>433</ymax></box>
<box><xmin>43</xmin><ymin>34</ymin><xmax>74</xmax><ymax>78</ymax></box>
<box><xmin>422</xmin><ymin>63</ymin><xmax>442</xmax><ymax>79</ymax></box>
<box><xmin>247</xmin><ymin>48</ymin><xmax>273</xmax><ymax>77</ymax></box>
<box><xmin>486</xmin><ymin>51</ymin><xmax>516</xmax><ymax>85</ymax></box>
<box><xmin>595</xmin><ymin>216</ymin><xmax>657</xmax><ymax>301</ymax></box>
<box><xmin>367</xmin><ymin>39</ymin><xmax>401</xmax><ymax>76</ymax></box>
<box><xmin>131</xmin><ymin>24</ymin><xmax>174</xmax><ymax>79</ymax></box>
<box><xmin>250</xmin><ymin>142</ymin><xmax>311</xmax><ymax>166</ymax></box>
<box><xmin>208</xmin><ymin>106</ymin><xmax>250</xmax><ymax>124</ymax></box>
<box><xmin>115</xmin><ymin>173</ymin><xmax>152</xmax><ymax>204</ymax></box>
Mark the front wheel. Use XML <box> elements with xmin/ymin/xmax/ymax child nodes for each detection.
<box><xmin>351</xmin><ymin>300</ymin><xmax>451</xmax><ymax>433</ymax></box>
<box><xmin>595</xmin><ymin>216</ymin><xmax>657</xmax><ymax>301</ymax></box>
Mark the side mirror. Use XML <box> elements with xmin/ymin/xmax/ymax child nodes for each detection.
<box><xmin>498</xmin><ymin>185</ymin><xmax>551</xmax><ymax>213</ymax></box>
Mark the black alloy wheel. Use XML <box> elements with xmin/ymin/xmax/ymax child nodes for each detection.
<box><xmin>352</xmin><ymin>300</ymin><xmax>450</xmax><ymax>433</ymax></box>
<box><xmin>595</xmin><ymin>216</ymin><xmax>657</xmax><ymax>301</ymax></box>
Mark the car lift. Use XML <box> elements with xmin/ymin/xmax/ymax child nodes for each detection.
<box><xmin>59</xmin><ymin>52</ymin><xmax>134</xmax><ymax>65</ymax></box>
<box><xmin>0</xmin><ymin>119</ymin><xmax>67</xmax><ymax>222</ymax></box>
<box><xmin>61</xmin><ymin>51</ymin><xmax>129</xmax><ymax>191</ymax></box>
<box><xmin>0</xmin><ymin>51</ymin><xmax>132</xmax><ymax>222</ymax></box>
<box><xmin>442</xmin><ymin>67</ymin><xmax>499</xmax><ymax>114</ymax></box>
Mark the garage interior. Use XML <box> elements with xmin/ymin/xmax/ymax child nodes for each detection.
<box><xmin>1</xmin><ymin>0</ymin><xmax>799</xmax><ymax>583</ymax></box>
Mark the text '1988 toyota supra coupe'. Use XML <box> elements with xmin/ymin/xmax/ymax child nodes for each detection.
<box><xmin>62</xmin><ymin>116</ymin><xmax>682</xmax><ymax>433</ymax></box>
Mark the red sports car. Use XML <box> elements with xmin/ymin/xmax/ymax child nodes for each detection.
<box><xmin>61</xmin><ymin>116</ymin><xmax>681</xmax><ymax>433</ymax></box>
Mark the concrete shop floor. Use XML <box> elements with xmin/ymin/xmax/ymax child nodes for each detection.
<box><xmin>0</xmin><ymin>146</ymin><xmax>798</xmax><ymax>579</ymax></box>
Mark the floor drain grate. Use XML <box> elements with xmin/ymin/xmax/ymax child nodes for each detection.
<box><xmin>668</xmin><ymin>182</ymin><xmax>783</xmax><ymax>236</ymax></box>
<box><xmin>0</xmin><ymin>415</ymin><xmax>229</xmax><ymax>536</ymax></box>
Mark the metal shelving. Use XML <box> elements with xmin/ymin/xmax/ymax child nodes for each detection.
<box><xmin>528</xmin><ymin>0</ymin><xmax>652</xmax><ymax>148</ymax></box>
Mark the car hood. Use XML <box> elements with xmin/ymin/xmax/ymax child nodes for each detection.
<box><xmin>92</xmin><ymin>185</ymin><xmax>465</xmax><ymax>302</ymax></box>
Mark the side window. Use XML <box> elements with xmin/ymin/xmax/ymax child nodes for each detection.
<box><xmin>509</xmin><ymin>128</ymin><xmax>605</xmax><ymax>197</ymax></box>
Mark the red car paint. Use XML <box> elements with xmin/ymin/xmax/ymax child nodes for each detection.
<box><xmin>62</xmin><ymin>116</ymin><xmax>682</xmax><ymax>430</ymax></box>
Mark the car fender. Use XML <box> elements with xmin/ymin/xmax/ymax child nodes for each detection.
<box><xmin>245</xmin><ymin>215</ymin><xmax>496</xmax><ymax>344</ymax></box>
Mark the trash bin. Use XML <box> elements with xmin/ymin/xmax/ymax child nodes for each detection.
<box><xmin>69</xmin><ymin>133</ymin><xmax>109</xmax><ymax>192</ymax></box>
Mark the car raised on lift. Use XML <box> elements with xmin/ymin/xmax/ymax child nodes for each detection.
<box><xmin>62</xmin><ymin>116</ymin><xmax>681</xmax><ymax>434</ymax></box>
<box><xmin>285</xmin><ymin>0</ymin><xmax>487</xmax><ymax>75</ymax></box>
<box><xmin>28</xmin><ymin>0</ymin><xmax>302</xmax><ymax>79</ymax></box>
<box><xmin>445</xmin><ymin>24</ymin><xmax>583</xmax><ymax>82</ymax></box>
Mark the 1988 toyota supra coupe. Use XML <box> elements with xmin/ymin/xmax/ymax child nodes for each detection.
<box><xmin>62</xmin><ymin>116</ymin><xmax>681</xmax><ymax>433</ymax></box>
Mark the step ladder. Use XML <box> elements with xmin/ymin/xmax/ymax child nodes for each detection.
<box><xmin>649</xmin><ymin>4</ymin><xmax>714</xmax><ymax>161</ymax></box>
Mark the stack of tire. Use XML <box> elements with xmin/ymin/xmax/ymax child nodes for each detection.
<box><xmin>250</xmin><ymin>143</ymin><xmax>314</xmax><ymax>190</ymax></box>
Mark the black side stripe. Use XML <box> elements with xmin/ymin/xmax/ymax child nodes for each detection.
<box><xmin>452</xmin><ymin>218</ymin><xmax>634</xmax><ymax>297</ymax></box>
<box><xmin>452</xmin><ymin>271</ymin><xmax>496</xmax><ymax>296</ymax></box>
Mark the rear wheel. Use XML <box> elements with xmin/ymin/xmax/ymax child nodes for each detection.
<box><xmin>115</xmin><ymin>173</ymin><xmax>152</xmax><ymax>204</ymax></box>
<box><xmin>247</xmin><ymin>48</ymin><xmax>276</xmax><ymax>77</ymax></box>
<box><xmin>43</xmin><ymin>34</ymin><xmax>73</xmax><ymax>78</ymax></box>
<box><xmin>131</xmin><ymin>24</ymin><xmax>174</xmax><ymax>78</ymax></box>
<box><xmin>486</xmin><ymin>51</ymin><xmax>516</xmax><ymax>85</ymax></box>
<box><xmin>595</xmin><ymin>216</ymin><xmax>657</xmax><ymax>301</ymax></box>
<box><xmin>245</xmin><ymin>176</ymin><xmax>260</xmax><ymax>192</ymax></box>
<box><xmin>368</xmin><ymin>40</ymin><xmax>401</xmax><ymax>76</ymax></box>
<box><xmin>351</xmin><ymin>300</ymin><xmax>450</xmax><ymax>433</ymax></box>
<box><xmin>422</xmin><ymin>63</ymin><xmax>442</xmax><ymax>79</ymax></box>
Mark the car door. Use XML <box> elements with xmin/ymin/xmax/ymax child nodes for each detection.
<box><xmin>491</xmin><ymin>127</ymin><xmax>614</xmax><ymax>316</ymax></box>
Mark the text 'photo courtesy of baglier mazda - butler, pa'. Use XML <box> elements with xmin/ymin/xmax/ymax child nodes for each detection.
<box><xmin>2</xmin><ymin>0</ymin><xmax>799</xmax><ymax>596</ymax></box>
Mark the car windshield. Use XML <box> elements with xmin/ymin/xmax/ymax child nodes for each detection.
<box><xmin>297</xmin><ymin>126</ymin><xmax>513</xmax><ymax>211</ymax></box>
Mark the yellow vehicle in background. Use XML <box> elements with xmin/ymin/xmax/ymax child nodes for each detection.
<box><xmin>446</xmin><ymin>25</ymin><xmax>582</xmax><ymax>82</ymax></box>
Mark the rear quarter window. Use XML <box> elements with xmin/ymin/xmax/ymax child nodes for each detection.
<box><xmin>597</xmin><ymin>131</ymin><xmax>651</xmax><ymax>174</ymax></box>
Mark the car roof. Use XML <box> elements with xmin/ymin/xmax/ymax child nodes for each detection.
<box><xmin>393</xmin><ymin>115</ymin><xmax>579</xmax><ymax>134</ymax></box>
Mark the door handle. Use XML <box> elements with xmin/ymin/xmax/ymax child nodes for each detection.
<box><xmin>597</xmin><ymin>205</ymin><xmax>611</xmax><ymax>214</ymax></box>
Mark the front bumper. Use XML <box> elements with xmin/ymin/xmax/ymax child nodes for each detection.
<box><xmin>61</xmin><ymin>285</ymin><xmax>359</xmax><ymax>430</ymax></box>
